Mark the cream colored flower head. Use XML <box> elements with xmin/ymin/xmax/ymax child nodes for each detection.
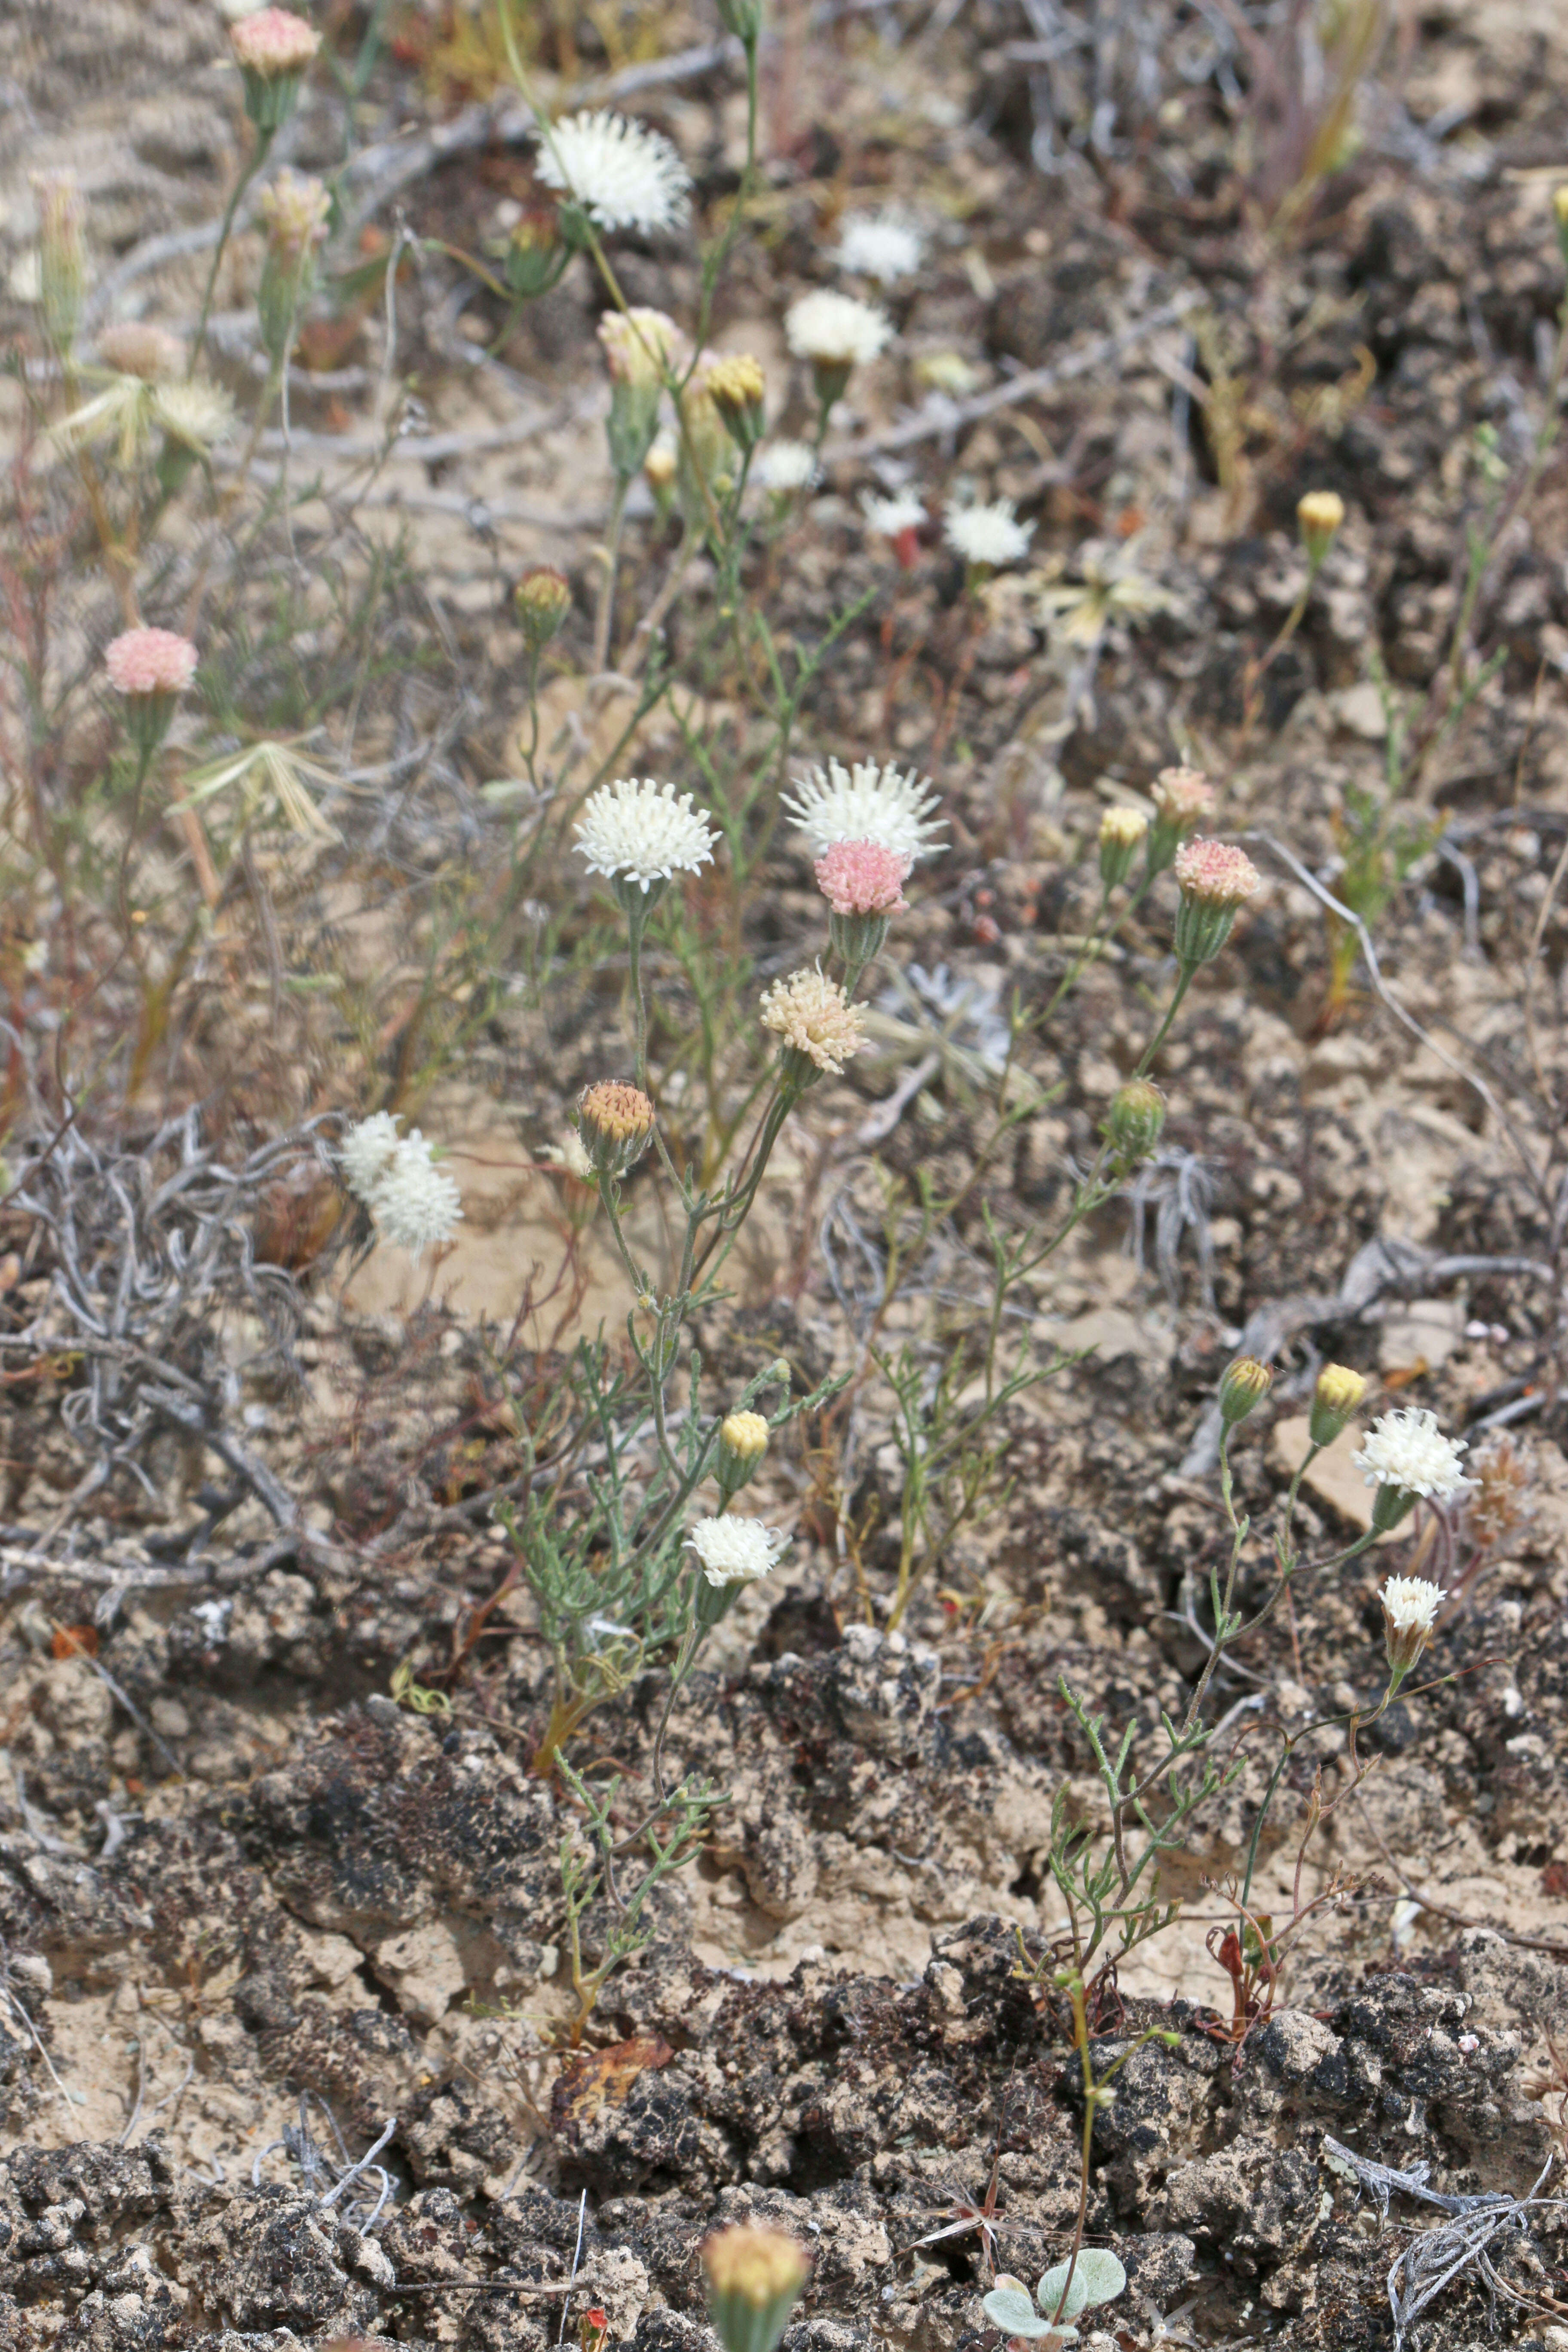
<box><xmin>598</xmin><ymin>306</ymin><xmax>685</xmax><ymax>389</ymax></box>
<box><xmin>785</xmin><ymin>288</ymin><xmax>891</xmax><ymax>368</ymax></box>
<box><xmin>759</xmin><ymin>966</ymin><xmax>866</xmax><ymax>1075</ymax></box>
<box><xmin>536</xmin><ymin>111</ymin><xmax>692</xmax><ymax>235</ymax></box>
<box><xmin>687</xmin><ymin>1516</ymin><xmax>789</xmax><ymax>1586</ymax></box>
<box><xmin>574</xmin><ymin>777</ymin><xmax>717</xmax><ymax>894</ymax></box>
<box><xmin>1353</xmin><ymin>1408</ymin><xmax>1469</xmax><ymax>1505</ymax></box>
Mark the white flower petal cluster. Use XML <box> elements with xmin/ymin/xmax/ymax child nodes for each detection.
<box><xmin>755</xmin><ymin>438</ymin><xmax>820</xmax><ymax>493</ymax></box>
<box><xmin>943</xmin><ymin>498</ymin><xmax>1033</xmax><ymax>569</ymax></box>
<box><xmin>784</xmin><ymin>757</ymin><xmax>946</xmax><ymax>863</ymax></box>
<box><xmin>785</xmin><ymin>288</ymin><xmax>891</xmax><ymax>368</ymax></box>
<box><xmin>861</xmin><ymin>488</ymin><xmax>925</xmax><ymax>538</ymax></box>
<box><xmin>835</xmin><ymin>212</ymin><xmax>924</xmax><ymax>284</ymax></box>
<box><xmin>153</xmin><ymin>379</ymin><xmax>236</xmax><ymax>450</ymax></box>
<box><xmin>1381</xmin><ymin>1575</ymin><xmax>1444</xmax><ymax>1636</ymax></box>
<box><xmin>340</xmin><ymin>1115</ymin><xmax>463</xmax><ymax>1259</ymax></box>
<box><xmin>1352</xmin><ymin>1407</ymin><xmax>1470</xmax><ymax>1504</ymax></box>
<box><xmin>535</xmin><ymin>111</ymin><xmax>692</xmax><ymax>235</ymax></box>
<box><xmin>574</xmin><ymin>776</ymin><xmax>717</xmax><ymax>894</ymax></box>
<box><xmin>687</xmin><ymin>1515</ymin><xmax>789</xmax><ymax>1586</ymax></box>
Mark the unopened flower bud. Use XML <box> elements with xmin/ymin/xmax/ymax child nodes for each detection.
<box><xmin>505</xmin><ymin>206</ymin><xmax>566</xmax><ymax>297</ymax></box>
<box><xmin>1173</xmin><ymin>838</ymin><xmax>1261</xmax><ymax>965</ymax></box>
<box><xmin>716</xmin><ymin>1409</ymin><xmax>769</xmax><ymax>1497</ymax></box>
<box><xmin>1297</xmin><ymin>488</ymin><xmax>1345</xmax><ymax>569</ymax></box>
<box><xmin>1103</xmin><ymin>1078</ymin><xmax>1165</xmax><ymax>1168</ymax></box>
<box><xmin>515</xmin><ymin>566</ymin><xmax>572</xmax><ymax>651</ymax></box>
<box><xmin>704</xmin><ymin>353</ymin><xmax>767</xmax><ymax>453</ymax></box>
<box><xmin>1310</xmin><ymin>1362</ymin><xmax>1367</xmax><ymax>1449</ymax></box>
<box><xmin>34</xmin><ymin>173</ymin><xmax>86</xmax><ymax>357</ymax></box>
<box><xmin>714</xmin><ymin>0</ymin><xmax>764</xmax><ymax>43</ymax></box>
<box><xmin>1380</xmin><ymin>1574</ymin><xmax>1443</xmax><ymax>1689</ymax></box>
<box><xmin>702</xmin><ymin>2225</ymin><xmax>810</xmax><ymax>2352</ymax></box>
<box><xmin>1098</xmin><ymin>805</ymin><xmax>1148</xmax><ymax>892</ymax></box>
<box><xmin>1219</xmin><ymin>1357</ymin><xmax>1272</xmax><ymax>1427</ymax></box>
<box><xmin>576</xmin><ymin>1080</ymin><xmax>655</xmax><ymax>1178</ymax></box>
<box><xmin>645</xmin><ymin>436</ymin><xmax>678</xmax><ymax>515</ymax></box>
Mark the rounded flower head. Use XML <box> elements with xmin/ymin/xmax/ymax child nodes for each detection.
<box><xmin>153</xmin><ymin>379</ymin><xmax>236</xmax><ymax>452</ymax></box>
<box><xmin>574</xmin><ymin>777</ymin><xmax>717</xmax><ymax>896</ymax></box>
<box><xmin>1174</xmin><ymin>838</ymin><xmax>1262</xmax><ymax>908</ymax></box>
<box><xmin>785</xmin><ymin>288</ymin><xmax>891</xmax><ymax>370</ymax></box>
<box><xmin>536</xmin><ymin>111</ymin><xmax>692</xmax><ymax>235</ymax></box>
<box><xmin>1152</xmin><ymin>763</ymin><xmax>1215</xmax><ymax>830</ymax></box>
<box><xmin>704</xmin><ymin>2223</ymin><xmax>811</xmax><ymax>2352</ymax></box>
<box><xmin>716</xmin><ymin>1409</ymin><xmax>769</xmax><ymax>1500</ymax></box>
<box><xmin>862</xmin><ymin>489</ymin><xmax>926</xmax><ymax>540</ymax></box>
<box><xmin>340</xmin><ymin>1114</ymin><xmax>463</xmax><ymax>1258</ymax></box>
<box><xmin>760</xmin><ymin>966</ymin><xmax>866</xmax><ymax>1077</ymax></box>
<box><xmin>814</xmin><ymin>838</ymin><xmax>910</xmax><ymax>917</ymax></box>
<box><xmin>257</xmin><ymin>168</ymin><xmax>331</xmax><ymax>258</ymax></box>
<box><xmin>688</xmin><ymin>1516</ymin><xmax>789</xmax><ymax>1587</ymax></box>
<box><xmin>104</xmin><ymin>628</ymin><xmax>199</xmax><ymax>697</ymax></box>
<box><xmin>1173</xmin><ymin>838</ymin><xmax>1261</xmax><ymax>964</ymax></box>
<box><xmin>1353</xmin><ymin>1407</ymin><xmax>1469</xmax><ymax>1508</ymax></box>
<box><xmin>231</xmin><ymin>6</ymin><xmax>321</xmax><ymax>72</ymax></box>
<box><xmin>368</xmin><ymin>1130</ymin><xmax>463</xmax><ymax>1259</ymax></box>
<box><xmin>784</xmin><ymin>757</ymin><xmax>946</xmax><ymax>863</ymax></box>
<box><xmin>598</xmin><ymin>305</ymin><xmax>685</xmax><ymax>389</ymax></box>
<box><xmin>577</xmin><ymin>1080</ymin><xmax>656</xmax><ymax>1177</ymax></box>
<box><xmin>834</xmin><ymin>213</ymin><xmax>923</xmax><ymax>285</ymax></box>
<box><xmin>701</xmin><ymin>352</ymin><xmax>766</xmax><ymax>446</ymax></box>
<box><xmin>943</xmin><ymin>498</ymin><xmax>1032</xmax><ymax>571</ymax></box>
<box><xmin>340</xmin><ymin>1110</ymin><xmax>401</xmax><ymax>1203</ymax></box>
<box><xmin>755</xmin><ymin>439</ymin><xmax>819</xmax><ymax>494</ymax></box>
<box><xmin>514</xmin><ymin>564</ymin><xmax>572</xmax><ymax>647</ymax></box>
<box><xmin>1380</xmin><ymin>1574</ymin><xmax>1444</xmax><ymax>1681</ymax></box>
<box><xmin>96</xmin><ymin>323</ymin><xmax>184</xmax><ymax>381</ymax></box>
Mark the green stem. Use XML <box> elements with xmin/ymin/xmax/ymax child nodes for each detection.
<box><xmin>190</xmin><ymin>129</ymin><xmax>273</xmax><ymax>374</ymax></box>
<box><xmin>1133</xmin><ymin>959</ymin><xmax>1197</xmax><ymax>1077</ymax></box>
<box><xmin>594</xmin><ymin>473</ymin><xmax>633</xmax><ymax>674</ymax></box>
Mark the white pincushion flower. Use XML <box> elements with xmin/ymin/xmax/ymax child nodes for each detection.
<box><xmin>861</xmin><ymin>489</ymin><xmax>925</xmax><ymax>539</ymax></box>
<box><xmin>153</xmin><ymin>379</ymin><xmax>236</xmax><ymax>451</ymax></box>
<box><xmin>1353</xmin><ymin>1408</ymin><xmax>1470</xmax><ymax>1505</ymax></box>
<box><xmin>944</xmin><ymin>498</ymin><xmax>1033</xmax><ymax>569</ymax></box>
<box><xmin>755</xmin><ymin>439</ymin><xmax>820</xmax><ymax>493</ymax></box>
<box><xmin>340</xmin><ymin>1112</ymin><xmax>401</xmax><ymax>1204</ymax></box>
<box><xmin>1382</xmin><ymin>1576</ymin><xmax>1443</xmax><ymax>1637</ymax></box>
<box><xmin>534</xmin><ymin>111</ymin><xmax>691</xmax><ymax>236</ymax></box>
<box><xmin>574</xmin><ymin>777</ymin><xmax>717</xmax><ymax>895</ymax></box>
<box><xmin>835</xmin><ymin>213</ymin><xmax>923</xmax><ymax>284</ymax></box>
<box><xmin>785</xmin><ymin>289</ymin><xmax>892</xmax><ymax>369</ymax></box>
<box><xmin>784</xmin><ymin>757</ymin><xmax>946</xmax><ymax>863</ymax></box>
<box><xmin>688</xmin><ymin>1516</ymin><xmax>789</xmax><ymax>1586</ymax></box>
<box><xmin>369</xmin><ymin>1131</ymin><xmax>463</xmax><ymax>1258</ymax></box>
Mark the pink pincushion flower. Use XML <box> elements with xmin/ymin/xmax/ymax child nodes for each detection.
<box><xmin>1174</xmin><ymin>837</ymin><xmax>1261</xmax><ymax>906</ymax></box>
<box><xmin>104</xmin><ymin>628</ymin><xmax>199</xmax><ymax>698</ymax></box>
<box><xmin>231</xmin><ymin>7</ymin><xmax>322</xmax><ymax>74</ymax></box>
<box><xmin>1152</xmin><ymin>765</ymin><xmax>1214</xmax><ymax>828</ymax></box>
<box><xmin>814</xmin><ymin>838</ymin><xmax>911</xmax><ymax>917</ymax></box>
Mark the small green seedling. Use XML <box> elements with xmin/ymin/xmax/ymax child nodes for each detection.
<box><xmin>983</xmin><ymin>2250</ymin><xmax>1128</xmax><ymax>2344</ymax></box>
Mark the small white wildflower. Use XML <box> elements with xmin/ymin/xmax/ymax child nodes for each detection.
<box><xmin>340</xmin><ymin>1111</ymin><xmax>400</xmax><ymax>1204</ymax></box>
<box><xmin>152</xmin><ymin>378</ymin><xmax>236</xmax><ymax>451</ymax></box>
<box><xmin>755</xmin><ymin>439</ymin><xmax>820</xmax><ymax>493</ymax></box>
<box><xmin>534</xmin><ymin>110</ymin><xmax>692</xmax><ymax>236</ymax></box>
<box><xmin>687</xmin><ymin>1516</ymin><xmax>789</xmax><ymax>1586</ymax></box>
<box><xmin>368</xmin><ymin>1130</ymin><xmax>464</xmax><ymax>1259</ymax></box>
<box><xmin>834</xmin><ymin>212</ymin><xmax>924</xmax><ymax>285</ymax></box>
<box><xmin>574</xmin><ymin>776</ymin><xmax>717</xmax><ymax>894</ymax></box>
<box><xmin>1381</xmin><ymin>1573</ymin><xmax>1445</xmax><ymax>1679</ymax></box>
<box><xmin>861</xmin><ymin>488</ymin><xmax>926</xmax><ymax>539</ymax></box>
<box><xmin>784</xmin><ymin>757</ymin><xmax>946</xmax><ymax>863</ymax></box>
<box><xmin>943</xmin><ymin>498</ymin><xmax>1033</xmax><ymax>570</ymax></box>
<box><xmin>1353</xmin><ymin>1408</ymin><xmax>1470</xmax><ymax>1505</ymax></box>
<box><xmin>784</xmin><ymin>288</ymin><xmax>892</xmax><ymax>369</ymax></box>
